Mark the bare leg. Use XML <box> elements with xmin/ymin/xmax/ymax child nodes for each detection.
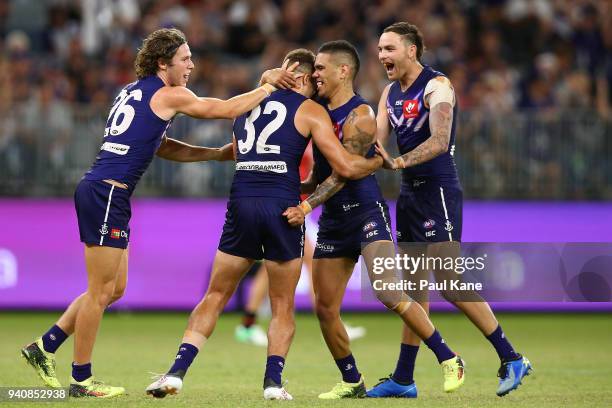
<box><xmin>245</xmin><ymin>263</ymin><xmax>269</xmax><ymax>314</ymax></box>
<box><xmin>265</xmin><ymin>257</ymin><xmax>302</xmax><ymax>357</ymax></box>
<box><xmin>399</xmin><ymin>244</ymin><xmax>430</xmax><ymax>347</ymax></box>
<box><xmin>58</xmin><ymin>248</ymin><xmax>128</xmax><ymax>335</ymax></box>
<box><xmin>362</xmin><ymin>241</ymin><xmax>435</xmax><ymax>340</ymax></box>
<box><xmin>183</xmin><ymin>251</ymin><xmax>254</xmax><ymax>345</ymax></box>
<box><xmin>312</xmin><ymin>257</ymin><xmax>355</xmax><ymax>359</ymax></box>
<box><xmin>430</xmin><ymin>242</ymin><xmax>498</xmax><ymax>335</ymax></box>
<box><xmin>73</xmin><ymin>245</ymin><xmax>125</xmax><ymax>365</ymax></box>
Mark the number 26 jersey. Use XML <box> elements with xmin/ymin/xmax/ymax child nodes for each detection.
<box><xmin>84</xmin><ymin>75</ymin><xmax>171</xmax><ymax>192</ymax></box>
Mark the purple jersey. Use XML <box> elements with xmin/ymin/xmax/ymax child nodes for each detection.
<box><xmin>313</xmin><ymin>95</ymin><xmax>384</xmax><ymax>213</ymax></box>
<box><xmin>84</xmin><ymin>76</ymin><xmax>171</xmax><ymax>191</ymax></box>
<box><xmin>386</xmin><ymin>66</ymin><xmax>460</xmax><ymax>193</ymax></box>
<box><xmin>231</xmin><ymin>89</ymin><xmax>310</xmax><ymax>200</ymax></box>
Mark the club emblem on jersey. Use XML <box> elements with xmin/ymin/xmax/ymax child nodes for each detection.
<box><xmin>99</xmin><ymin>223</ymin><xmax>108</xmax><ymax>235</ymax></box>
<box><xmin>445</xmin><ymin>220</ymin><xmax>454</xmax><ymax>232</ymax></box>
<box><xmin>403</xmin><ymin>99</ymin><xmax>419</xmax><ymax>118</ymax></box>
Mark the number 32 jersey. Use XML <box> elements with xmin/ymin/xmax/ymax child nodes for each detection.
<box><xmin>231</xmin><ymin>89</ymin><xmax>310</xmax><ymax>201</ymax></box>
<box><xmin>84</xmin><ymin>75</ymin><xmax>171</xmax><ymax>191</ymax></box>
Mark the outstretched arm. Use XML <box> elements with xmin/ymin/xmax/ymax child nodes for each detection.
<box><xmin>156</xmin><ymin>137</ymin><xmax>234</xmax><ymax>162</ymax></box>
<box><xmin>151</xmin><ymin>63</ymin><xmax>300</xmax><ymax>120</ymax></box>
<box><xmin>159</xmin><ymin>84</ymin><xmax>276</xmax><ymax>120</ymax></box>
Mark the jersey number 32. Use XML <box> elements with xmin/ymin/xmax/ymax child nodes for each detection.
<box><xmin>238</xmin><ymin>101</ymin><xmax>286</xmax><ymax>155</ymax></box>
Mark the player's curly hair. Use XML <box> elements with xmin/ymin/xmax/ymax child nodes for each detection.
<box><xmin>283</xmin><ymin>48</ymin><xmax>316</xmax><ymax>89</ymax></box>
<box><xmin>134</xmin><ymin>28</ymin><xmax>187</xmax><ymax>79</ymax></box>
<box><xmin>384</xmin><ymin>22</ymin><xmax>425</xmax><ymax>61</ymax></box>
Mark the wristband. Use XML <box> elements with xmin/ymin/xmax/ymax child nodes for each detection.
<box><xmin>261</xmin><ymin>83</ymin><xmax>276</xmax><ymax>97</ymax></box>
<box><xmin>298</xmin><ymin>201</ymin><xmax>312</xmax><ymax>215</ymax></box>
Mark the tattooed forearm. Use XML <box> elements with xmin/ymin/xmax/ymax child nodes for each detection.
<box><xmin>305</xmin><ymin>173</ymin><xmax>346</xmax><ymax>209</ymax></box>
<box><xmin>398</xmin><ymin>102</ymin><xmax>453</xmax><ymax>168</ymax></box>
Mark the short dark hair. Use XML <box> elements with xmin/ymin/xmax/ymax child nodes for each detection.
<box><xmin>283</xmin><ymin>48</ymin><xmax>316</xmax><ymax>90</ymax></box>
<box><xmin>134</xmin><ymin>28</ymin><xmax>187</xmax><ymax>79</ymax></box>
<box><xmin>383</xmin><ymin>22</ymin><xmax>425</xmax><ymax>60</ymax></box>
<box><xmin>317</xmin><ymin>40</ymin><xmax>360</xmax><ymax>80</ymax></box>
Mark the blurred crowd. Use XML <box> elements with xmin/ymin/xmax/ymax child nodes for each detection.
<box><xmin>0</xmin><ymin>0</ymin><xmax>610</xmax><ymax>199</ymax></box>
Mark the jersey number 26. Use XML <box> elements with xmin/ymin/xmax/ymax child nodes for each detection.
<box><xmin>104</xmin><ymin>89</ymin><xmax>142</xmax><ymax>137</ymax></box>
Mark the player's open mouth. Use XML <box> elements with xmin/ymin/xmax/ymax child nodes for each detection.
<box><xmin>183</xmin><ymin>74</ymin><xmax>190</xmax><ymax>81</ymax></box>
<box><xmin>316</xmin><ymin>80</ymin><xmax>324</xmax><ymax>89</ymax></box>
<box><xmin>384</xmin><ymin>63</ymin><xmax>395</xmax><ymax>74</ymax></box>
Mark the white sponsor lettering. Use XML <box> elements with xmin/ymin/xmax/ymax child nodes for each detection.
<box><xmin>316</xmin><ymin>243</ymin><xmax>335</xmax><ymax>252</ymax></box>
<box><xmin>425</xmin><ymin>230</ymin><xmax>436</xmax><ymax>238</ymax></box>
<box><xmin>342</xmin><ymin>203</ymin><xmax>360</xmax><ymax>211</ymax></box>
<box><xmin>366</xmin><ymin>230</ymin><xmax>379</xmax><ymax>239</ymax></box>
<box><xmin>101</xmin><ymin>142</ymin><xmax>130</xmax><ymax>155</ymax></box>
<box><xmin>236</xmin><ymin>161</ymin><xmax>287</xmax><ymax>173</ymax></box>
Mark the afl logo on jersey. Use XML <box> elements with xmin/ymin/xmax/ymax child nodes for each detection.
<box><xmin>403</xmin><ymin>100</ymin><xmax>419</xmax><ymax>118</ymax></box>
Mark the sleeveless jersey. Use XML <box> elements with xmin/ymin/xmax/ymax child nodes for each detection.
<box><xmin>386</xmin><ymin>66</ymin><xmax>460</xmax><ymax>193</ymax></box>
<box><xmin>84</xmin><ymin>75</ymin><xmax>171</xmax><ymax>192</ymax></box>
<box><xmin>313</xmin><ymin>94</ymin><xmax>384</xmax><ymax>212</ymax></box>
<box><xmin>230</xmin><ymin>89</ymin><xmax>310</xmax><ymax>200</ymax></box>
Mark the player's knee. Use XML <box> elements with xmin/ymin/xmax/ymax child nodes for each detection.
<box><xmin>108</xmin><ymin>285</ymin><xmax>126</xmax><ymax>306</ymax></box>
<box><xmin>91</xmin><ymin>289</ymin><xmax>114</xmax><ymax>308</ymax></box>
<box><xmin>439</xmin><ymin>289</ymin><xmax>461</xmax><ymax>304</ymax></box>
<box><xmin>374</xmin><ymin>288</ymin><xmax>407</xmax><ymax>310</ymax></box>
<box><xmin>204</xmin><ymin>289</ymin><xmax>232</xmax><ymax>310</ymax></box>
<box><xmin>315</xmin><ymin>302</ymin><xmax>339</xmax><ymax>323</ymax></box>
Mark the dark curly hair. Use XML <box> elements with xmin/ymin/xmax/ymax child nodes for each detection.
<box><xmin>134</xmin><ymin>28</ymin><xmax>187</xmax><ymax>79</ymax></box>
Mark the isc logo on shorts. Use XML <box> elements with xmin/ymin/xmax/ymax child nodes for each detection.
<box><xmin>403</xmin><ymin>100</ymin><xmax>419</xmax><ymax>118</ymax></box>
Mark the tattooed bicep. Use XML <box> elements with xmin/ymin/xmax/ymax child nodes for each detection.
<box><xmin>342</xmin><ymin>107</ymin><xmax>377</xmax><ymax>156</ymax></box>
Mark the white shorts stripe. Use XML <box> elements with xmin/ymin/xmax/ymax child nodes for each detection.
<box><xmin>439</xmin><ymin>187</ymin><xmax>453</xmax><ymax>241</ymax></box>
<box><xmin>99</xmin><ymin>185</ymin><xmax>115</xmax><ymax>245</ymax></box>
<box><xmin>376</xmin><ymin>201</ymin><xmax>392</xmax><ymax>237</ymax></box>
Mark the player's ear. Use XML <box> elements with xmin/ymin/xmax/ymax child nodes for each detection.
<box><xmin>340</xmin><ymin>64</ymin><xmax>350</xmax><ymax>81</ymax></box>
<box><xmin>157</xmin><ymin>58</ymin><xmax>168</xmax><ymax>71</ymax></box>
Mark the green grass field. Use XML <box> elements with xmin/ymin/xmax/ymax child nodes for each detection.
<box><xmin>2</xmin><ymin>312</ymin><xmax>611</xmax><ymax>407</ymax></box>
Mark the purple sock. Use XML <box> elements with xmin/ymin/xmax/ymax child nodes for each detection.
<box><xmin>392</xmin><ymin>344</ymin><xmax>419</xmax><ymax>384</ymax></box>
<box><xmin>72</xmin><ymin>362</ymin><xmax>92</xmax><ymax>382</ymax></box>
<box><xmin>423</xmin><ymin>330</ymin><xmax>455</xmax><ymax>363</ymax></box>
<box><xmin>168</xmin><ymin>343</ymin><xmax>199</xmax><ymax>379</ymax></box>
<box><xmin>486</xmin><ymin>325</ymin><xmax>520</xmax><ymax>361</ymax></box>
<box><xmin>264</xmin><ymin>355</ymin><xmax>285</xmax><ymax>386</ymax></box>
<box><xmin>41</xmin><ymin>325</ymin><xmax>68</xmax><ymax>353</ymax></box>
<box><xmin>335</xmin><ymin>354</ymin><xmax>361</xmax><ymax>383</ymax></box>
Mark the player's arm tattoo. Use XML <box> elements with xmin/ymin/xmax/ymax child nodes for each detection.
<box><xmin>397</xmin><ymin>102</ymin><xmax>453</xmax><ymax>168</ymax></box>
<box><xmin>341</xmin><ymin>110</ymin><xmax>376</xmax><ymax>157</ymax></box>
<box><xmin>305</xmin><ymin>172</ymin><xmax>345</xmax><ymax>209</ymax></box>
<box><xmin>305</xmin><ymin>108</ymin><xmax>376</xmax><ymax>209</ymax></box>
